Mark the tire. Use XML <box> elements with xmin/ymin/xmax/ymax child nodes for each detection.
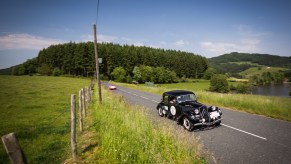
<box><xmin>183</xmin><ymin>117</ymin><xmax>194</xmax><ymax>131</ymax></box>
<box><xmin>158</xmin><ymin>107</ymin><xmax>164</xmax><ymax>117</ymax></box>
<box><xmin>216</xmin><ymin>120</ymin><xmax>221</xmax><ymax>126</ymax></box>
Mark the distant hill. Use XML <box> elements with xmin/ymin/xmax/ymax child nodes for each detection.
<box><xmin>0</xmin><ymin>66</ymin><xmax>14</xmax><ymax>75</ymax></box>
<box><xmin>208</xmin><ymin>52</ymin><xmax>291</xmax><ymax>77</ymax></box>
<box><xmin>209</xmin><ymin>52</ymin><xmax>291</xmax><ymax>68</ymax></box>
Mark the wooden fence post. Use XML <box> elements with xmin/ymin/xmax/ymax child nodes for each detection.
<box><xmin>89</xmin><ymin>86</ymin><xmax>92</xmax><ymax>103</ymax></box>
<box><xmin>78</xmin><ymin>90</ymin><xmax>83</xmax><ymax>132</ymax></box>
<box><xmin>85</xmin><ymin>87</ymin><xmax>88</xmax><ymax>105</ymax></box>
<box><xmin>82</xmin><ymin>88</ymin><xmax>87</xmax><ymax>117</ymax></box>
<box><xmin>1</xmin><ymin>133</ymin><xmax>28</xmax><ymax>164</ymax></box>
<box><xmin>87</xmin><ymin>87</ymin><xmax>91</xmax><ymax>104</ymax></box>
<box><xmin>70</xmin><ymin>94</ymin><xmax>77</xmax><ymax>161</ymax></box>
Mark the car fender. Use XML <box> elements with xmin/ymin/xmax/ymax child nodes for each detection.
<box><xmin>156</xmin><ymin>103</ymin><xmax>163</xmax><ymax>110</ymax></box>
<box><xmin>176</xmin><ymin>111</ymin><xmax>191</xmax><ymax>123</ymax></box>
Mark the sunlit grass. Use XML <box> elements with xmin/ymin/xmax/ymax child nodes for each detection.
<box><xmin>196</xmin><ymin>91</ymin><xmax>291</xmax><ymax>121</ymax></box>
<box><xmin>0</xmin><ymin>75</ymin><xmax>90</xmax><ymax>163</ymax></box>
<box><xmin>79</xmin><ymin>87</ymin><xmax>206</xmax><ymax>163</ymax></box>
<box><xmin>240</xmin><ymin>66</ymin><xmax>289</xmax><ymax>77</ymax></box>
<box><xmin>114</xmin><ymin>82</ymin><xmax>291</xmax><ymax>122</ymax></box>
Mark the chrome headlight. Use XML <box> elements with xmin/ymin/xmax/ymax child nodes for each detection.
<box><xmin>212</xmin><ymin>106</ymin><xmax>216</xmax><ymax>111</ymax></box>
<box><xmin>218</xmin><ymin>109</ymin><xmax>222</xmax><ymax>115</ymax></box>
<box><xmin>194</xmin><ymin>109</ymin><xmax>199</xmax><ymax>115</ymax></box>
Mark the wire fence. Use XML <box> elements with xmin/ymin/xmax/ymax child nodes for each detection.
<box><xmin>1</xmin><ymin>83</ymin><xmax>95</xmax><ymax>163</ymax></box>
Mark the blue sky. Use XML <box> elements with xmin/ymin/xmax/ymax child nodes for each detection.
<box><xmin>1</xmin><ymin>0</ymin><xmax>291</xmax><ymax>69</ymax></box>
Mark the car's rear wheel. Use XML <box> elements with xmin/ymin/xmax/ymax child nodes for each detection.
<box><xmin>158</xmin><ymin>107</ymin><xmax>164</xmax><ymax>117</ymax></box>
<box><xmin>183</xmin><ymin>117</ymin><xmax>194</xmax><ymax>131</ymax></box>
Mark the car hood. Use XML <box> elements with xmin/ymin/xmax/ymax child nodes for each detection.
<box><xmin>179</xmin><ymin>101</ymin><xmax>206</xmax><ymax>108</ymax></box>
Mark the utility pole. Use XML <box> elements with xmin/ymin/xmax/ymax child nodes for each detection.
<box><xmin>93</xmin><ymin>24</ymin><xmax>102</xmax><ymax>103</ymax></box>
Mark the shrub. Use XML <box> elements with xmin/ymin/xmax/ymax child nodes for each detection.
<box><xmin>203</xmin><ymin>68</ymin><xmax>216</xmax><ymax>80</ymax></box>
<box><xmin>52</xmin><ymin>68</ymin><xmax>62</xmax><ymax>76</ymax></box>
<box><xmin>111</xmin><ymin>67</ymin><xmax>126</xmax><ymax>82</ymax></box>
<box><xmin>209</xmin><ymin>74</ymin><xmax>229</xmax><ymax>93</ymax></box>
<box><xmin>235</xmin><ymin>83</ymin><xmax>251</xmax><ymax>94</ymax></box>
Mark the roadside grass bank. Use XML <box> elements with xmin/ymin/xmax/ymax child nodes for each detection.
<box><xmin>0</xmin><ymin>75</ymin><xmax>90</xmax><ymax>163</ymax></box>
<box><xmin>196</xmin><ymin>91</ymin><xmax>291</xmax><ymax>121</ymax></box>
<box><xmin>113</xmin><ymin>82</ymin><xmax>291</xmax><ymax>122</ymax></box>
<box><xmin>78</xmin><ymin>87</ymin><xmax>206</xmax><ymax>163</ymax></box>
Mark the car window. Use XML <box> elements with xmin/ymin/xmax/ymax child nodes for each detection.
<box><xmin>163</xmin><ymin>95</ymin><xmax>169</xmax><ymax>104</ymax></box>
<box><xmin>177</xmin><ymin>94</ymin><xmax>196</xmax><ymax>103</ymax></box>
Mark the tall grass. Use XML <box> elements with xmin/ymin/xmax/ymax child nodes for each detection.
<box><xmin>113</xmin><ymin>82</ymin><xmax>291</xmax><ymax>122</ymax></box>
<box><xmin>81</xmin><ymin>88</ymin><xmax>206</xmax><ymax>163</ymax></box>
<box><xmin>197</xmin><ymin>91</ymin><xmax>291</xmax><ymax>121</ymax></box>
<box><xmin>0</xmin><ymin>76</ymin><xmax>90</xmax><ymax>163</ymax></box>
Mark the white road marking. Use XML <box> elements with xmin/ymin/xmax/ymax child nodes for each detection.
<box><xmin>117</xmin><ymin>86</ymin><xmax>266</xmax><ymax>140</ymax></box>
<box><xmin>222</xmin><ymin>123</ymin><xmax>267</xmax><ymax>140</ymax></box>
<box><xmin>117</xmin><ymin>87</ymin><xmax>160</xmax><ymax>103</ymax></box>
<box><xmin>140</xmin><ymin>96</ymin><xmax>149</xmax><ymax>100</ymax></box>
<box><xmin>115</xmin><ymin>86</ymin><xmax>267</xmax><ymax>141</ymax></box>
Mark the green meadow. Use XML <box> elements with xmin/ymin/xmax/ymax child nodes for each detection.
<box><xmin>0</xmin><ymin>76</ymin><xmax>206</xmax><ymax>163</ymax></box>
<box><xmin>239</xmin><ymin>66</ymin><xmax>289</xmax><ymax>77</ymax></box>
<box><xmin>0</xmin><ymin>76</ymin><xmax>90</xmax><ymax>163</ymax></box>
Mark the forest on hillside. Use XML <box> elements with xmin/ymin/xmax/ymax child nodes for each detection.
<box><xmin>209</xmin><ymin>52</ymin><xmax>291</xmax><ymax>68</ymax></box>
<box><xmin>9</xmin><ymin>42</ymin><xmax>208</xmax><ymax>82</ymax></box>
<box><xmin>209</xmin><ymin>52</ymin><xmax>291</xmax><ymax>77</ymax></box>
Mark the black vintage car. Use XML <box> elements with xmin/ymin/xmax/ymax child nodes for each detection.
<box><xmin>156</xmin><ymin>90</ymin><xmax>222</xmax><ymax>131</ymax></box>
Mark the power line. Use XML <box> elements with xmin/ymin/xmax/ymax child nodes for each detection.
<box><xmin>95</xmin><ymin>0</ymin><xmax>100</xmax><ymax>26</ymax></box>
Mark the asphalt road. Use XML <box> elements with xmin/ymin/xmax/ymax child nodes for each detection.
<box><xmin>104</xmin><ymin>82</ymin><xmax>291</xmax><ymax>164</ymax></box>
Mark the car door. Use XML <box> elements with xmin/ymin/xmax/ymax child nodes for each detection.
<box><xmin>168</xmin><ymin>96</ymin><xmax>179</xmax><ymax>117</ymax></box>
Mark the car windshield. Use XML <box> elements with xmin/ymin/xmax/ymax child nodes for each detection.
<box><xmin>176</xmin><ymin>94</ymin><xmax>197</xmax><ymax>103</ymax></box>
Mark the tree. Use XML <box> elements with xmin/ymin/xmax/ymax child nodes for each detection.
<box><xmin>132</xmin><ymin>66</ymin><xmax>142</xmax><ymax>82</ymax></box>
<box><xmin>11</xmin><ymin>42</ymin><xmax>209</xmax><ymax>79</ymax></box>
<box><xmin>235</xmin><ymin>83</ymin><xmax>251</xmax><ymax>94</ymax></box>
<box><xmin>209</xmin><ymin>74</ymin><xmax>229</xmax><ymax>93</ymax></box>
<box><xmin>38</xmin><ymin>64</ymin><xmax>52</xmax><ymax>76</ymax></box>
<box><xmin>111</xmin><ymin>67</ymin><xmax>127</xmax><ymax>82</ymax></box>
<box><xmin>140</xmin><ymin>65</ymin><xmax>153</xmax><ymax>82</ymax></box>
<box><xmin>203</xmin><ymin>68</ymin><xmax>217</xmax><ymax>80</ymax></box>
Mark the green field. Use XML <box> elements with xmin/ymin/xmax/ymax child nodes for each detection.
<box><xmin>160</xmin><ymin>80</ymin><xmax>210</xmax><ymax>91</ymax></box>
<box><xmin>239</xmin><ymin>66</ymin><xmax>289</xmax><ymax>77</ymax></box>
<box><xmin>228</xmin><ymin>61</ymin><xmax>260</xmax><ymax>66</ymax></box>
<box><xmin>0</xmin><ymin>76</ymin><xmax>90</xmax><ymax>163</ymax></box>
<box><xmin>0</xmin><ymin>76</ymin><xmax>206</xmax><ymax>163</ymax></box>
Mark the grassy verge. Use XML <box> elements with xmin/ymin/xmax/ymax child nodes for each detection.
<box><xmin>113</xmin><ymin>82</ymin><xmax>291</xmax><ymax>122</ymax></box>
<box><xmin>77</xmin><ymin>87</ymin><xmax>206</xmax><ymax>163</ymax></box>
<box><xmin>0</xmin><ymin>75</ymin><xmax>90</xmax><ymax>163</ymax></box>
<box><xmin>196</xmin><ymin>91</ymin><xmax>291</xmax><ymax>121</ymax></box>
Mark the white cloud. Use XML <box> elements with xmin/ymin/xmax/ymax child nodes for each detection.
<box><xmin>201</xmin><ymin>25</ymin><xmax>270</xmax><ymax>54</ymax></box>
<box><xmin>174</xmin><ymin>40</ymin><xmax>190</xmax><ymax>46</ymax></box>
<box><xmin>201</xmin><ymin>39</ymin><xmax>261</xmax><ymax>54</ymax></box>
<box><xmin>236</xmin><ymin>24</ymin><xmax>270</xmax><ymax>37</ymax></box>
<box><xmin>0</xmin><ymin>33</ymin><xmax>65</xmax><ymax>50</ymax></box>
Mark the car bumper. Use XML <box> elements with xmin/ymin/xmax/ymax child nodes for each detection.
<box><xmin>193</xmin><ymin>118</ymin><xmax>223</xmax><ymax>127</ymax></box>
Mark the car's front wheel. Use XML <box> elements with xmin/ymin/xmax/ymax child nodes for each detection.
<box><xmin>216</xmin><ymin>120</ymin><xmax>221</xmax><ymax>126</ymax></box>
<box><xmin>158</xmin><ymin>107</ymin><xmax>164</xmax><ymax>117</ymax></box>
<box><xmin>183</xmin><ymin>117</ymin><xmax>194</xmax><ymax>131</ymax></box>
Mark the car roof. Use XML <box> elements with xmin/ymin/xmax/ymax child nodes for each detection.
<box><xmin>163</xmin><ymin>90</ymin><xmax>194</xmax><ymax>96</ymax></box>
